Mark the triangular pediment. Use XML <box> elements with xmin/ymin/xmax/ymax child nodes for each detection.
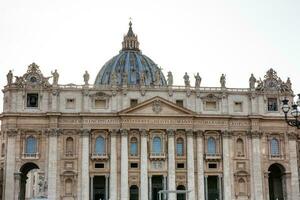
<box><xmin>119</xmin><ymin>96</ymin><xmax>195</xmax><ymax>116</ymax></box>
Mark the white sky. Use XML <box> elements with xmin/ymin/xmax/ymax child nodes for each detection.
<box><xmin>1</xmin><ymin>0</ymin><xmax>300</xmax><ymax>112</ymax></box>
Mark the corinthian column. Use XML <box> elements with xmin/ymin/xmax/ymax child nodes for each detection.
<box><xmin>47</xmin><ymin>128</ymin><xmax>60</xmax><ymax>200</ymax></box>
<box><xmin>250</xmin><ymin>131</ymin><xmax>263</xmax><ymax>200</ymax></box>
<box><xmin>167</xmin><ymin>129</ymin><xmax>176</xmax><ymax>200</ymax></box>
<box><xmin>196</xmin><ymin>131</ymin><xmax>205</xmax><ymax>200</ymax></box>
<box><xmin>287</xmin><ymin>132</ymin><xmax>300</xmax><ymax>200</ymax></box>
<box><xmin>222</xmin><ymin>130</ymin><xmax>232</xmax><ymax>200</ymax></box>
<box><xmin>80</xmin><ymin>129</ymin><xmax>90</xmax><ymax>200</ymax></box>
<box><xmin>4</xmin><ymin>129</ymin><xmax>17</xmax><ymax>200</ymax></box>
<box><xmin>121</xmin><ymin>129</ymin><xmax>129</xmax><ymax>200</ymax></box>
<box><xmin>186</xmin><ymin>130</ymin><xmax>195</xmax><ymax>200</ymax></box>
<box><xmin>110</xmin><ymin>129</ymin><xmax>118</xmax><ymax>200</ymax></box>
<box><xmin>140</xmin><ymin>129</ymin><xmax>149</xmax><ymax>200</ymax></box>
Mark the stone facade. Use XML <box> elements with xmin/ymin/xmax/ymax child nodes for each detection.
<box><xmin>0</xmin><ymin>24</ymin><xmax>300</xmax><ymax>200</ymax></box>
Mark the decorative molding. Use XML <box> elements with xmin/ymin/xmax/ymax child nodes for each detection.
<box><xmin>140</xmin><ymin>129</ymin><xmax>148</xmax><ymax>137</ymax></box>
<box><xmin>287</xmin><ymin>132</ymin><xmax>297</xmax><ymax>140</ymax></box>
<box><xmin>6</xmin><ymin>129</ymin><xmax>18</xmax><ymax>137</ymax></box>
<box><xmin>222</xmin><ymin>130</ymin><xmax>231</xmax><ymax>138</ymax></box>
<box><xmin>152</xmin><ymin>99</ymin><xmax>162</xmax><ymax>114</ymax></box>
<box><xmin>186</xmin><ymin>129</ymin><xmax>194</xmax><ymax>137</ymax></box>
<box><xmin>120</xmin><ymin>129</ymin><xmax>128</xmax><ymax>136</ymax></box>
<box><xmin>195</xmin><ymin>130</ymin><xmax>204</xmax><ymax>137</ymax></box>
<box><xmin>109</xmin><ymin>129</ymin><xmax>118</xmax><ymax>137</ymax></box>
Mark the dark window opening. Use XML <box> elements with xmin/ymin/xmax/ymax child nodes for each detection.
<box><xmin>130</xmin><ymin>163</ymin><xmax>138</xmax><ymax>168</ymax></box>
<box><xmin>27</xmin><ymin>93</ymin><xmax>39</xmax><ymax>108</ymax></box>
<box><xmin>177</xmin><ymin>163</ymin><xmax>185</xmax><ymax>169</ymax></box>
<box><xmin>208</xmin><ymin>163</ymin><xmax>217</xmax><ymax>169</ymax></box>
<box><xmin>95</xmin><ymin>163</ymin><xmax>105</xmax><ymax>168</ymax></box>
<box><xmin>176</xmin><ymin>100</ymin><xmax>184</xmax><ymax>107</ymax></box>
<box><xmin>130</xmin><ymin>99</ymin><xmax>138</xmax><ymax>107</ymax></box>
<box><xmin>268</xmin><ymin>98</ymin><xmax>278</xmax><ymax>111</ymax></box>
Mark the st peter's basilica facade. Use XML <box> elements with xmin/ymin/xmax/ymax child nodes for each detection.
<box><xmin>0</xmin><ymin>22</ymin><xmax>299</xmax><ymax>200</ymax></box>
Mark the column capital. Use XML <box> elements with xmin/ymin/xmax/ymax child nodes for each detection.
<box><xmin>6</xmin><ymin>129</ymin><xmax>18</xmax><ymax>137</ymax></box>
<box><xmin>186</xmin><ymin>129</ymin><xmax>194</xmax><ymax>137</ymax></box>
<box><xmin>140</xmin><ymin>129</ymin><xmax>148</xmax><ymax>137</ymax></box>
<box><xmin>46</xmin><ymin>128</ymin><xmax>62</xmax><ymax>137</ymax></box>
<box><xmin>287</xmin><ymin>132</ymin><xmax>297</xmax><ymax>140</ymax></box>
<box><xmin>80</xmin><ymin>128</ymin><xmax>90</xmax><ymax>137</ymax></box>
<box><xmin>248</xmin><ymin>130</ymin><xmax>262</xmax><ymax>138</ymax></box>
<box><xmin>14</xmin><ymin>172</ymin><xmax>22</xmax><ymax>180</ymax></box>
<box><xmin>222</xmin><ymin>130</ymin><xmax>232</xmax><ymax>138</ymax></box>
<box><xmin>120</xmin><ymin>129</ymin><xmax>128</xmax><ymax>136</ymax></box>
<box><xmin>167</xmin><ymin>129</ymin><xmax>175</xmax><ymax>137</ymax></box>
<box><xmin>109</xmin><ymin>129</ymin><xmax>119</xmax><ymax>137</ymax></box>
<box><xmin>195</xmin><ymin>130</ymin><xmax>204</xmax><ymax>137</ymax></box>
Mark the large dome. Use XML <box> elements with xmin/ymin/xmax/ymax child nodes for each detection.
<box><xmin>94</xmin><ymin>22</ymin><xmax>167</xmax><ymax>86</ymax></box>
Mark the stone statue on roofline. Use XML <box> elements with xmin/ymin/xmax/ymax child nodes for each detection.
<box><xmin>220</xmin><ymin>74</ymin><xmax>226</xmax><ymax>88</ymax></box>
<box><xmin>167</xmin><ymin>71</ymin><xmax>173</xmax><ymax>86</ymax></box>
<box><xmin>51</xmin><ymin>69</ymin><xmax>59</xmax><ymax>85</ymax></box>
<box><xmin>111</xmin><ymin>71</ymin><xmax>117</xmax><ymax>86</ymax></box>
<box><xmin>83</xmin><ymin>70</ymin><xmax>89</xmax><ymax>85</ymax></box>
<box><xmin>140</xmin><ymin>71</ymin><xmax>145</xmax><ymax>86</ymax></box>
<box><xmin>195</xmin><ymin>72</ymin><xmax>201</xmax><ymax>88</ymax></box>
<box><xmin>249</xmin><ymin>73</ymin><xmax>256</xmax><ymax>89</ymax></box>
<box><xmin>6</xmin><ymin>70</ymin><xmax>13</xmax><ymax>85</ymax></box>
<box><xmin>183</xmin><ymin>72</ymin><xmax>190</xmax><ymax>87</ymax></box>
<box><xmin>154</xmin><ymin>69</ymin><xmax>161</xmax><ymax>86</ymax></box>
<box><xmin>286</xmin><ymin>77</ymin><xmax>292</xmax><ymax>90</ymax></box>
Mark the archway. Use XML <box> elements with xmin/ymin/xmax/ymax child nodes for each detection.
<box><xmin>268</xmin><ymin>163</ymin><xmax>285</xmax><ymax>200</ymax></box>
<box><xmin>130</xmin><ymin>185</ymin><xmax>139</xmax><ymax>200</ymax></box>
<box><xmin>177</xmin><ymin>185</ymin><xmax>186</xmax><ymax>200</ymax></box>
<box><xmin>19</xmin><ymin>162</ymin><xmax>40</xmax><ymax>200</ymax></box>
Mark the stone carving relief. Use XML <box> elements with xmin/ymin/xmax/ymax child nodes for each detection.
<box><xmin>152</xmin><ymin>100</ymin><xmax>162</xmax><ymax>113</ymax></box>
<box><xmin>255</xmin><ymin>68</ymin><xmax>292</xmax><ymax>93</ymax></box>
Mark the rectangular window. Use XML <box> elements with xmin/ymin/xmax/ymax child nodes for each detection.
<box><xmin>26</xmin><ymin>93</ymin><xmax>39</xmax><ymax>108</ymax></box>
<box><xmin>176</xmin><ymin>163</ymin><xmax>185</xmax><ymax>169</ymax></box>
<box><xmin>95</xmin><ymin>99</ymin><xmax>106</xmax><ymax>109</ymax></box>
<box><xmin>268</xmin><ymin>98</ymin><xmax>278</xmax><ymax>111</ymax></box>
<box><xmin>130</xmin><ymin>162</ymin><xmax>138</xmax><ymax>168</ymax></box>
<box><xmin>66</xmin><ymin>98</ymin><xmax>75</xmax><ymax>109</ymax></box>
<box><xmin>208</xmin><ymin>163</ymin><xmax>217</xmax><ymax>169</ymax></box>
<box><xmin>95</xmin><ymin>163</ymin><xmax>105</xmax><ymax>168</ymax></box>
<box><xmin>234</xmin><ymin>102</ymin><xmax>243</xmax><ymax>112</ymax></box>
<box><xmin>205</xmin><ymin>101</ymin><xmax>217</xmax><ymax>110</ymax></box>
<box><xmin>176</xmin><ymin>100</ymin><xmax>184</xmax><ymax>107</ymax></box>
<box><xmin>130</xmin><ymin>99</ymin><xmax>138</xmax><ymax>107</ymax></box>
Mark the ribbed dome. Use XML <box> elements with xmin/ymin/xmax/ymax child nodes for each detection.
<box><xmin>94</xmin><ymin>22</ymin><xmax>167</xmax><ymax>86</ymax></box>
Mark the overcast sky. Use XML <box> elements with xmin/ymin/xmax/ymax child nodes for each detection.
<box><xmin>1</xmin><ymin>0</ymin><xmax>300</xmax><ymax>111</ymax></box>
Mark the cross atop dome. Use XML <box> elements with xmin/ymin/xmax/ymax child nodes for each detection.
<box><xmin>122</xmin><ymin>20</ymin><xmax>140</xmax><ymax>51</ymax></box>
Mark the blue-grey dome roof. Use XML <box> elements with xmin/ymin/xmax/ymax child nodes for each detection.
<box><xmin>94</xmin><ymin>22</ymin><xmax>167</xmax><ymax>86</ymax></box>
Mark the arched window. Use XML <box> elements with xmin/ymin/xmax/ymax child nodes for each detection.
<box><xmin>176</xmin><ymin>138</ymin><xmax>184</xmax><ymax>156</ymax></box>
<box><xmin>271</xmin><ymin>138</ymin><xmax>280</xmax><ymax>155</ymax></box>
<box><xmin>177</xmin><ymin>185</ymin><xmax>186</xmax><ymax>200</ymax></box>
<box><xmin>207</xmin><ymin>137</ymin><xmax>216</xmax><ymax>155</ymax></box>
<box><xmin>153</xmin><ymin>137</ymin><xmax>162</xmax><ymax>154</ymax></box>
<box><xmin>130</xmin><ymin>137</ymin><xmax>138</xmax><ymax>156</ymax></box>
<box><xmin>26</xmin><ymin>136</ymin><xmax>37</xmax><ymax>154</ymax></box>
<box><xmin>238</xmin><ymin>178</ymin><xmax>246</xmax><ymax>195</ymax></box>
<box><xmin>66</xmin><ymin>137</ymin><xmax>74</xmax><ymax>156</ymax></box>
<box><xmin>95</xmin><ymin>136</ymin><xmax>106</xmax><ymax>155</ymax></box>
<box><xmin>236</xmin><ymin>138</ymin><xmax>244</xmax><ymax>156</ymax></box>
<box><xmin>65</xmin><ymin>178</ymin><xmax>72</xmax><ymax>195</ymax></box>
<box><xmin>130</xmin><ymin>185</ymin><xmax>139</xmax><ymax>200</ymax></box>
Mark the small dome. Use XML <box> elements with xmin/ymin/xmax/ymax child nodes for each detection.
<box><xmin>94</xmin><ymin>22</ymin><xmax>167</xmax><ymax>86</ymax></box>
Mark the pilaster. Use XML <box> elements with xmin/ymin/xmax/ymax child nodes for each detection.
<box><xmin>167</xmin><ymin>129</ymin><xmax>176</xmax><ymax>200</ymax></box>
<box><xmin>222</xmin><ymin>130</ymin><xmax>232</xmax><ymax>200</ymax></box>
<box><xmin>109</xmin><ymin>129</ymin><xmax>118</xmax><ymax>200</ymax></box>
<box><xmin>186</xmin><ymin>129</ymin><xmax>195</xmax><ymax>200</ymax></box>
<box><xmin>80</xmin><ymin>128</ymin><xmax>90</xmax><ymax>200</ymax></box>
<box><xmin>120</xmin><ymin>129</ymin><xmax>129</xmax><ymax>200</ymax></box>
<box><xmin>140</xmin><ymin>129</ymin><xmax>149</xmax><ymax>200</ymax></box>
<box><xmin>196</xmin><ymin>130</ymin><xmax>205</xmax><ymax>200</ymax></box>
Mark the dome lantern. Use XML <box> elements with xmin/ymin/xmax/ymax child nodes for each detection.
<box><xmin>122</xmin><ymin>21</ymin><xmax>140</xmax><ymax>52</ymax></box>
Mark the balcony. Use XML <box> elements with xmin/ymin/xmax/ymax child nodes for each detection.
<box><xmin>91</xmin><ymin>153</ymin><xmax>109</xmax><ymax>160</ymax></box>
<box><xmin>150</xmin><ymin>152</ymin><xmax>166</xmax><ymax>160</ymax></box>
<box><xmin>205</xmin><ymin>153</ymin><xmax>222</xmax><ymax>160</ymax></box>
<box><xmin>22</xmin><ymin>153</ymin><xmax>39</xmax><ymax>159</ymax></box>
